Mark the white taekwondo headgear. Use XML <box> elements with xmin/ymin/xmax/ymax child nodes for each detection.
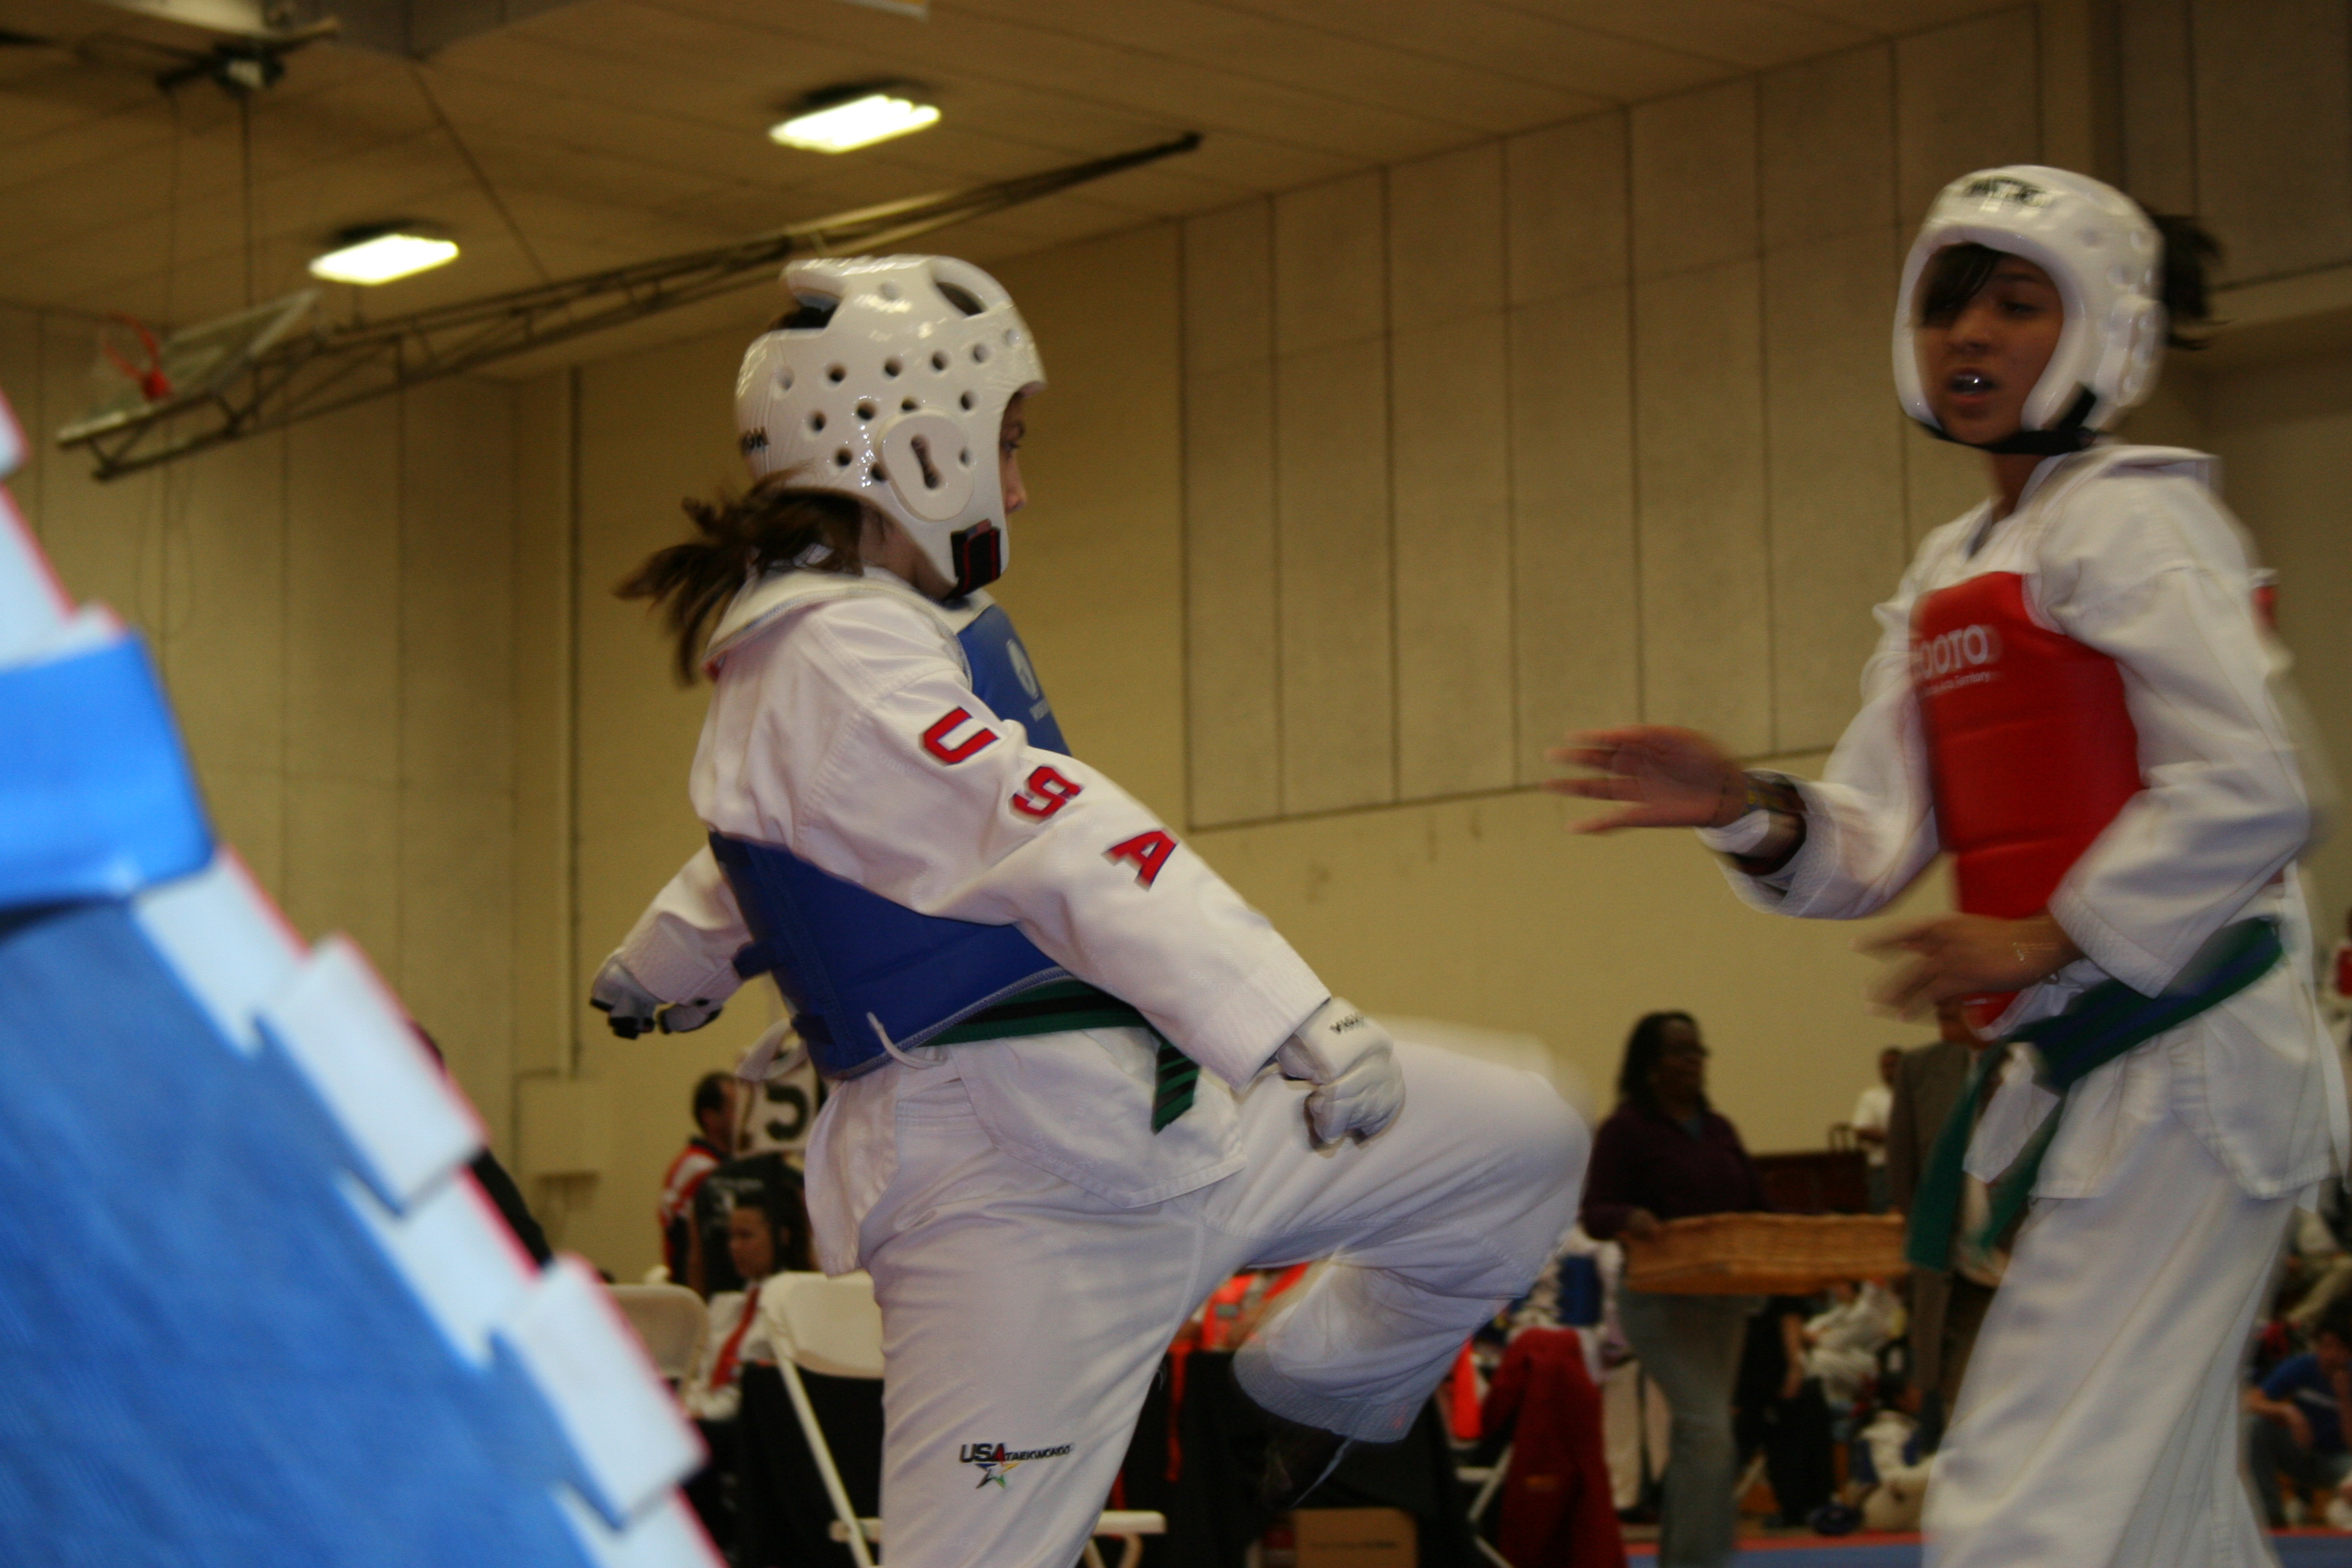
<box><xmin>1895</xmin><ymin>165</ymin><xmax>2165</xmax><ymax>455</ymax></box>
<box><xmin>734</xmin><ymin>255</ymin><xmax>1045</xmax><ymax>595</ymax></box>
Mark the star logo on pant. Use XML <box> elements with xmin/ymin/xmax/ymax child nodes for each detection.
<box><xmin>958</xmin><ymin>1440</ymin><xmax>1073</xmax><ymax>1491</ymax></box>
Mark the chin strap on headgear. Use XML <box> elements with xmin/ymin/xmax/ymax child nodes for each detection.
<box><xmin>734</xmin><ymin>255</ymin><xmax>1045</xmax><ymax>595</ymax></box>
<box><xmin>1895</xmin><ymin>165</ymin><xmax>2166</xmax><ymax>453</ymax></box>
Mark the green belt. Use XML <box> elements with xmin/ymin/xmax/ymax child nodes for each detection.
<box><xmin>1905</xmin><ymin>917</ymin><xmax>2285</xmax><ymax>1271</ymax></box>
<box><xmin>930</xmin><ymin>978</ymin><xmax>1199</xmax><ymax>1132</ymax></box>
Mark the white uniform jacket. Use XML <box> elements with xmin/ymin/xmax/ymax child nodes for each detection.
<box><xmin>1726</xmin><ymin>444</ymin><xmax>2349</xmax><ymax>1203</ymax></box>
<box><xmin>616</xmin><ymin>566</ymin><xmax>1329</xmax><ymax>1271</ymax></box>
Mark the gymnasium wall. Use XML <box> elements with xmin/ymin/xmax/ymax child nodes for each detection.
<box><xmin>0</xmin><ymin>306</ymin><xmax>542</xmax><ymax>1158</ymax></box>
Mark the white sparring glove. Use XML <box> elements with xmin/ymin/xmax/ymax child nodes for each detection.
<box><xmin>1274</xmin><ymin>997</ymin><xmax>1405</xmax><ymax>1145</ymax></box>
<box><xmin>589</xmin><ymin>953</ymin><xmax>724</xmax><ymax>1039</ymax></box>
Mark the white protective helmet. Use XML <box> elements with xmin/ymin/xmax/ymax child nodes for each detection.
<box><xmin>735</xmin><ymin>255</ymin><xmax>1045</xmax><ymax>594</ymax></box>
<box><xmin>1894</xmin><ymin>165</ymin><xmax>2164</xmax><ymax>455</ymax></box>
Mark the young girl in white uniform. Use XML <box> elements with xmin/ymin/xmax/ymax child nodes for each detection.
<box><xmin>590</xmin><ymin>255</ymin><xmax>1584</xmax><ymax>1568</ymax></box>
<box><xmin>1556</xmin><ymin>167</ymin><xmax>2348</xmax><ymax>1568</ymax></box>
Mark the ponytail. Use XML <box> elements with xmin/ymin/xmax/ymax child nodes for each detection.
<box><xmin>2147</xmin><ymin>211</ymin><xmax>2221</xmax><ymax>349</ymax></box>
<box><xmin>617</xmin><ymin>473</ymin><xmax>868</xmax><ymax>683</ymax></box>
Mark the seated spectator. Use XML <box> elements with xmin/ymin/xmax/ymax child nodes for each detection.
<box><xmin>1735</xmin><ymin>1295</ymin><xmax>1834</xmax><ymax>1529</ymax></box>
<box><xmin>679</xmin><ymin>1196</ymin><xmax>799</xmax><ymax>1548</ymax></box>
<box><xmin>660</xmin><ymin>1073</ymin><xmax>735</xmax><ymax>1290</ymax></box>
<box><xmin>1803</xmin><ymin>1280</ymin><xmax>1901</xmax><ymax>1414</ymax></box>
<box><xmin>2246</xmin><ymin>1303</ymin><xmax>2352</xmax><ymax>1529</ymax></box>
<box><xmin>1852</xmin><ymin>1367</ymin><xmax>1932</xmax><ymax>1534</ymax></box>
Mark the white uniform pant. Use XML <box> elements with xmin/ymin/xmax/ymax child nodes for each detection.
<box><xmin>1927</xmin><ymin>1105</ymin><xmax>2296</xmax><ymax>1568</ymax></box>
<box><xmin>857</xmin><ymin>1041</ymin><xmax>1586</xmax><ymax>1568</ymax></box>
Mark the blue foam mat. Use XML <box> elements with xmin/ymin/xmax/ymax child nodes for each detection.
<box><xmin>0</xmin><ymin>900</ymin><xmax>591</xmax><ymax>1567</ymax></box>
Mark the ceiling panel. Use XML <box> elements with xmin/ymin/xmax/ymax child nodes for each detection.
<box><xmin>0</xmin><ymin>0</ymin><xmax>2026</xmax><ymax>375</ymax></box>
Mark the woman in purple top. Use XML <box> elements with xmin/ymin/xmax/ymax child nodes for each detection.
<box><xmin>1582</xmin><ymin>1012</ymin><xmax>1769</xmax><ymax>1568</ymax></box>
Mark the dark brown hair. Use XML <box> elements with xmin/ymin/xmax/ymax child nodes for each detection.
<box><xmin>1917</xmin><ymin>209</ymin><xmax>2221</xmax><ymax>350</ymax></box>
<box><xmin>617</xmin><ymin>471</ymin><xmax>868</xmax><ymax>682</ymax></box>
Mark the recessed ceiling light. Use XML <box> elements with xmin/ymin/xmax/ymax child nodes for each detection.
<box><xmin>770</xmin><ymin>91</ymin><xmax>941</xmax><ymax>154</ymax></box>
<box><xmin>308</xmin><ymin>231</ymin><xmax>460</xmax><ymax>286</ymax></box>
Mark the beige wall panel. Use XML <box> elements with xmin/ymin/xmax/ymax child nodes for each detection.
<box><xmin>1630</xmin><ymin>79</ymin><xmax>1759</xmax><ymax>280</ymax></box>
<box><xmin>401</xmin><ymin>378</ymin><xmax>517</xmax><ymax>794</ymax></box>
<box><xmin>1392</xmin><ymin>314</ymin><xmax>1514</xmax><ymax>800</ymax></box>
<box><xmin>204</xmin><ymin>766</ymin><xmax>286</xmax><ymax>897</ymax></box>
<box><xmin>511</xmin><ymin>370</ymin><xmax>576</xmax><ymax>1086</ymax></box>
<box><xmin>1273</xmin><ymin>172</ymin><xmax>1386</xmax><ymax>357</ymax></box>
<box><xmin>2118</xmin><ymin>0</ymin><xmax>2197</xmax><ymax>214</ymax></box>
<box><xmin>286</xmin><ymin>398</ymin><xmax>401</xmax><ymax>786</ymax></box>
<box><xmin>1183</xmin><ymin>200</ymin><xmax>1272</xmax><ymax>377</ymax></box>
<box><xmin>165</xmin><ymin>431</ymin><xmax>287</xmax><ymax>797</ymax></box>
<box><xmin>1183</xmin><ymin>361</ymin><xmax>1281</xmax><ymax>826</ymax></box>
<box><xmin>1894</xmin><ymin>8</ymin><xmax>2042</xmax><ymax>226</ymax></box>
<box><xmin>1389</xmin><ymin>142</ymin><xmax>1504</xmax><ymax>325</ymax></box>
<box><xmin>1276</xmin><ymin>336</ymin><xmax>1394</xmax><ymax>814</ymax></box>
<box><xmin>2191</xmin><ymin>0</ymin><xmax>2352</xmax><ymax>284</ymax></box>
<box><xmin>1634</xmin><ymin>261</ymin><xmax>1771</xmax><ymax>755</ymax></box>
<box><xmin>0</xmin><ymin>306</ymin><xmax>44</xmax><ymax>524</ymax></box>
<box><xmin>1190</xmin><ymin>777</ymin><xmax>1950</xmax><ymax>1156</ymax></box>
<box><xmin>1764</xmin><ymin>231</ymin><xmax>1910</xmax><ymax>753</ymax></box>
<box><xmin>1509</xmin><ymin>287</ymin><xmax>1637</xmax><ymax>779</ymax></box>
<box><xmin>37</xmin><ymin>315</ymin><xmax>160</xmax><ymax>636</ymax></box>
<box><xmin>572</xmin><ymin>329</ymin><xmax>745</xmax><ymax>1002</ymax></box>
<box><xmin>1902</xmin><ymin>421</ymin><xmax>1989</xmax><ymax>546</ymax></box>
<box><xmin>281</xmin><ymin>773</ymin><xmax>402</xmax><ymax>968</ymax></box>
<box><xmin>399</xmin><ymin>782</ymin><xmax>517</xmax><ymax>1150</ymax></box>
<box><xmin>990</xmin><ymin>225</ymin><xmax>1189</xmax><ymax>826</ymax></box>
<box><xmin>1507</xmin><ymin>113</ymin><xmax>1629</xmax><ymax>306</ymax></box>
<box><xmin>2205</xmin><ymin>350</ymin><xmax>2352</xmax><ymax>949</ymax></box>
<box><xmin>1760</xmin><ymin>45</ymin><xmax>1896</xmax><ymax>248</ymax></box>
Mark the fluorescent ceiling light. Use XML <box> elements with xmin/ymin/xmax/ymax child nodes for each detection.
<box><xmin>770</xmin><ymin>93</ymin><xmax>941</xmax><ymax>153</ymax></box>
<box><xmin>308</xmin><ymin>233</ymin><xmax>460</xmax><ymax>286</ymax></box>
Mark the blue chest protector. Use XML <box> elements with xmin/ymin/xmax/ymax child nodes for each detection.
<box><xmin>713</xmin><ymin>601</ymin><xmax>1073</xmax><ymax>1080</ymax></box>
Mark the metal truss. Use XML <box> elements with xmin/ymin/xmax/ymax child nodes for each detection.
<box><xmin>60</xmin><ymin>133</ymin><xmax>1198</xmax><ymax>480</ymax></box>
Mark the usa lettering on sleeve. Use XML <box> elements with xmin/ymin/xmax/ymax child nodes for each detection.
<box><xmin>1010</xmin><ymin>765</ymin><xmax>1083</xmax><ymax>820</ymax></box>
<box><xmin>1105</xmin><ymin>830</ymin><xmax>1178</xmax><ymax>888</ymax></box>
<box><xmin>921</xmin><ymin>707</ymin><xmax>998</xmax><ymax>764</ymax></box>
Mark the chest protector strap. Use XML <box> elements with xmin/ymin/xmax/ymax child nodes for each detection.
<box><xmin>715</xmin><ymin>600</ymin><xmax>1075</xmax><ymax>1081</ymax></box>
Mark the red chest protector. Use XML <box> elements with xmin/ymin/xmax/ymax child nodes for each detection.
<box><xmin>1912</xmin><ymin>572</ymin><xmax>2142</xmax><ymax>923</ymax></box>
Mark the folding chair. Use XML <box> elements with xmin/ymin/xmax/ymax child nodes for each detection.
<box><xmin>607</xmin><ymin>1281</ymin><xmax>709</xmax><ymax>1384</ymax></box>
<box><xmin>764</xmin><ymin>1271</ymin><xmax>1166</xmax><ymax>1568</ymax></box>
<box><xmin>1457</xmin><ymin>1442</ymin><xmax>1512</xmax><ymax>1568</ymax></box>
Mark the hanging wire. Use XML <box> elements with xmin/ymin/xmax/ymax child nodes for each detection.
<box><xmin>163</xmin><ymin>89</ymin><xmax>183</xmax><ymax>331</ymax></box>
<box><xmin>408</xmin><ymin>64</ymin><xmax>552</xmax><ymax>286</ymax></box>
<box><xmin>239</xmin><ymin>91</ymin><xmax>255</xmax><ymax>308</ymax></box>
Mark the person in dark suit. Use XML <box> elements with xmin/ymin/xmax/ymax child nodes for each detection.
<box><xmin>1885</xmin><ymin>1000</ymin><xmax>1993</xmax><ymax>1448</ymax></box>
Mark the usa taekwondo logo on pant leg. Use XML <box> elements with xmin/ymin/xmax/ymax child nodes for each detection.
<box><xmin>960</xmin><ymin>1439</ymin><xmax>1073</xmax><ymax>1489</ymax></box>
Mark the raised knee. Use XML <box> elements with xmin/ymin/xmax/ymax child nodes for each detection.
<box><xmin>1492</xmin><ymin>1080</ymin><xmax>1589</xmax><ymax>1196</ymax></box>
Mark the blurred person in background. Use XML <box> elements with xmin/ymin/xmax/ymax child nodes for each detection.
<box><xmin>2245</xmin><ymin>1303</ymin><xmax>2352</xmax><ymax>1529</ymax></box>
<box><xmin>1886</xmin><ymin>1000</ymin><xmax>1999</xmax><ymax>1450</ymax></box>
<box><xmin>660</xmin><ymin>1071</ymin><xmax>735</xmax><ymax>1291</ymax></box>
<box><xmin>1850</xmin><ymin>1048</ymin><xmax>1900</xmax><ymax>1212</ymax></box>
<box><xmin>1582</xmin><ymin>1011</ymin><xmax>1770</xmax><ymax>1568</ymax></box>
<box><xmin>680</xmin><ymin>1194</ymin><xmax>801</xmax><ymax>1549</ymax></box>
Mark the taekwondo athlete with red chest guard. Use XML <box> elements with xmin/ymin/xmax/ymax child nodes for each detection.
<box><xmin>591</xmin><ymin>255</ymin><xmax>1586</xmax><ymax>1568</ymax></box>
<box><xmin>1553</xmin><ymin>168</ymin><xmax>2348</xmax><ymax>1568</ymax></box>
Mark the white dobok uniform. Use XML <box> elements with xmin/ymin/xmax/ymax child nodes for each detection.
<box><xmin>615</xmin><ymin>565</ymin><xmax>1584</xmax><ymax>1568</ymax></box>
<box><xmin>1718</xmin><ymin>444</ymin><xmax>2349</xmax><ymax>1568</ymax></box>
